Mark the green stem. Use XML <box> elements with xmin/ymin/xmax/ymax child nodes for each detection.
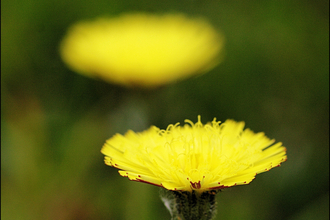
<box><xmin>160</xmin><ymin>188</ymin><xmax>219</xmax><ymax>220</ymax></box>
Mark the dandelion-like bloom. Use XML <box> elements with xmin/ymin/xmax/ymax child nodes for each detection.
<box><xmin>60</xmin><ymin>13</ymin><xmax>223</xmax><ymax>88</ymax></box>
<box><xmin>101</xmin><ymin>116</ymin><xmax>287</xmax><ymax>193</ymax></box>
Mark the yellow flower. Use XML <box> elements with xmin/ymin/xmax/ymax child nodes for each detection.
<box><xmin>60</xmin><ymin>13</ymin><xmax>224</xmax><ymax>88</ymax></box>
<box><xmin>101</xmin><ymin>116</ymin><xmax>287</xmax><ymax>192</ymax></box>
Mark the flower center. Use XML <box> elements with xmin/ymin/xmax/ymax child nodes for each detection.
<box><xmin>190</xmin><ymin>181</ymin><xmax>201</xmax><ymax>189</ymax></box>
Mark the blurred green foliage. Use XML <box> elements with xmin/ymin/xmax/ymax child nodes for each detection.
<box><xmin>1</xmin><ymin>0</ymin><xmax>329</xmax><ymax>219</ymax></box>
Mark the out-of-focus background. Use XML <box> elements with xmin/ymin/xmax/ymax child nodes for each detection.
<box><xmin>2</xmin><ymin>0</ymin><xmax>329</xmax><ymax>219</ymax></box>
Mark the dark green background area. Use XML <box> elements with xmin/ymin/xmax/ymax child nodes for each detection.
<box><xmin>1</xmin><ymin>0</ymin><xmax>329</xmax><ymax>219</ymax></box>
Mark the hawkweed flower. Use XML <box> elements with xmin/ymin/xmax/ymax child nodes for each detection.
<box><xmin>101</xmin><ymin>116</ymin><xmax>287</xmax><ymax>219</ymax></box>
<box><xmin>60</xmin><ymin>13</ymin><xmax>223</xmax><ymax>88</ymax></box>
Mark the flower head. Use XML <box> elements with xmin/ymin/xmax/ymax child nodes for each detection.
<box><xmin>60</xmin><ymin>13</ymin><xmax>223</xmax><ymax>88</ymax></box>
<box><xmin>101</xmin><ymin>116</ymin><xmax>287</xmax><ymax>192</ymax></box>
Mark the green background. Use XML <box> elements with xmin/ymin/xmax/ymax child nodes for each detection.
<box><xmin>2</xmin><ymin>0</ymin><xmax>329</xmax><ymax>219</ymax></box>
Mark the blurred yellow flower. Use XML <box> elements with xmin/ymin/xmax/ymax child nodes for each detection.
<box><xmin>101</xmin><ymin>116</ymin><xmax>287</xmax><ymax>192</ymax></box>
<box><xmin>60</xmin><ymin>13</ymin><xmax>224</xmax><ymax>87</ymax></box>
